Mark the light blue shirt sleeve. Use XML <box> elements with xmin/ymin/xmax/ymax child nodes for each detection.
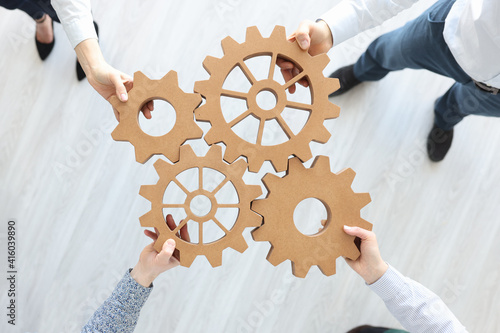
<box><xmin>369</xmin><ymin>265</ymin><xmax>468</xmax><ymax>333</ymax></box>
<box><xmin>81</xmin><ymin>269</ymin><xmax>152</xmax><ymax>333</ymax></box>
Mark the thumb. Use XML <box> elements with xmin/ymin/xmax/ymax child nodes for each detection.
<box><xmin>295</xmin><ymin>21</ymin><xmax>313</xmax><ymax>50</ymax></box>
<box><xmin>343</xmin><ymin>225</ymin><xmax>373</xmax><ymax>240</ymax></box>
<box><xmin>110</xmin><ymin>72</ymin><xmax>129</xmax><ymax>102</ymax></box>
<box><xmin>157</xmin><ymin>239</ymin><xmax>176</xmax><ymax>263</ymax></box>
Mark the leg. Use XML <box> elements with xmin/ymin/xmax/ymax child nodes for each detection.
<box><xmin>353</xmin><ymin>0</ymin><xmax>468</xmax><ymax>83</ymax></box>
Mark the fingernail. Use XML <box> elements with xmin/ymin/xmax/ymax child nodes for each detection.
<box><xmin>166</xmin><ymin>239</ymin><xmax>176</xmax><ymax>248</ymax></box>
<box><xmin>344</xmin><ymin>225</ymin><xmax>352</xmax><ymax>230</ymax></box>
<box><xmin>120</xmin><ymin>93</ymin><xmax>127</xmax><ymax>101</ymax></box>
<box><xmin>299</xmin><ymin>39</ymin><xmax>309</xmax><ymax>49</ymax></box>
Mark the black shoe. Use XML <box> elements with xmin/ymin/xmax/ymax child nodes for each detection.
<box><xmin>347</xmin><ymin>325</ymin><xmax>391</xmax><ymax>333</ymax></box>
<box><xmin>35</xmin><ymin>19</ymin><xmax>55</xmax><ymax>60</ymax></box>
<box><xmin>329</xmin><ymin>64</ymin><xmax>361</xmax><ymax>97</ymax></box>
<box><xmin>427</xmin><ymin>123</ymin><xmax>454</xmax><ymax>162</ymax></box>
<box><xmin>77</xmin><ymin>21</ymin><xmax>99</xmax><ymax>81</ymax></box>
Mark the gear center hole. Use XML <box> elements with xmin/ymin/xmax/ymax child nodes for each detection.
<box><xmin>138</xmin><ymin>99</ymin><xmax>176</xmax><ymax>137</ymax></box>
<box><xmin>293</xmin><ymin>198</ymin><xmax>329</xmax><ymax>236</ymax></box>
<box><xmin>256</xmin><ymin>89</ymin><xmax>277</xmax><ymax>111</ymax></box>
<box><xmin>190</xmin><ymin>194</ymin><xmax>212</xmax><ymax>217</ymax></box>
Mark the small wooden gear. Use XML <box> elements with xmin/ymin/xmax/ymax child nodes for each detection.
<box><xmin>139</xmin><ymin>144</ymin><xmax>262</xmax><ymax>267</ymax></box>
<box><xmin>251</xmin><ymin>156</ymin><xmax>372</xmax><ymax>278</ymax></box>
<box><xmin>109</xmin><ymin>71</ymin><xmax>203</xmax><ymax>163</ymax></box>
<box><xmin>194</xmin><ymin>25</ymin><xmax>341</xmax><ymax>173</ymax></box>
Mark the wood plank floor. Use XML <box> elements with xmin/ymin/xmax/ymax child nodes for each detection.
<box><xmin>1</xmin><ymin>0</ymin><xmax>499</xmax><ymax>332</ymax></box>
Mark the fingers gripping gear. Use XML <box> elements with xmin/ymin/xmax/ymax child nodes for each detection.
<box><xmin>251</xmin><ymin>156</ymin><xmax>372</xmax><ymax>278</ymax></box>
<box><xmin>109</xmin><ymin>71</ymin><xmax>203</xmax><ymax>164</ymax></box>
<box><xmin>194</xmin><ymin>26</ymin><xmax>341</xmax><ymax>173</ymax></box>
<box><xmin>139</xmin><ymin>145</ymin><xmax>262</xmax><ymax>267</ymax></box>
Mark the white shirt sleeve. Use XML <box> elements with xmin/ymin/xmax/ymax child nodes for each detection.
<box><xmin>368</xmin><ymin>265</ymin><xmax>468</xmax><ymax>333</ymax></box>
<box><xmin>51</xmin><ymin>0</ymin><xmax>97</xmax><ymax>48</ymax></box>
<box><xmin>320</xmin><ymin>0</ymin><xmax>419</xmax><ymax>45</ymax></box>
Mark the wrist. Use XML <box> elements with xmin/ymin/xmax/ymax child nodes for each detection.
<box><xmin>364</xmin><ymin>262</ymin><xmax>389</xmax><ymax>285</ymax></box>
<box><xmin>316</xmin><ymin>19</ymin><xmax>334</xmax><ymax>48</ymax></box>
<box><xmin>131</xmin><ymin>264</ymin><xmax>157</xmax><ymax>287</ymax></box>
<box><xmin>74</xmin><ymin>39</ymin><xmax>106</xmax><ymax>75</ymax></box>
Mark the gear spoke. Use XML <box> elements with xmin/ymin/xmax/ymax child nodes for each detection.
<box><xmin>228</xmin><ymin>109</ymin><xmax>252</xmax><ymax>127</ymax></box>
<box><xmin>213</xmin><ymin>217</ymin><xmax>230</xmax><ymax>235</ymax></box>
<box><xmin>162</xmin><ymin>204</ymin><xmax>188</xmax><ymax>208</ymax></box>
<box><xmin>268</xmin><ymin>53</ymin><xmax>278</xmax><ymax>80</ymax></box>
<box><xmin>256</xmin><ymin>118</ymin><xmax>266</xmax><ymax>145</ymax></box>
<box><xmin>173</xmin><ymin>178</ymin><xmax>190</xmax><ymax>195</ymax></box>
<box><xmin>221</xmin><ymin>89</ymin><xmax>248</xmax><ymax>100</ymax></box>
<box><xmin>283</xmin><ymin>71</ymin><xmax>306</xmax><ymax>90</ymax></box>
<box><xmin>276</xmin><ymin>115</ymin><xmax>295</xmax><ymax>139</ymax></box>
<box><xmin>238</xmin><ymin>62</ymin><xmax>257</xmax><ymax>85</ymax></box>
<box><xmin>286</xmin><ymin>101</ymin><xmax>312</xmax><ymax>111</ymax></box>
<box><xmin>172</xmin><ymin>218</ymin><xmax>189</xmax><ymax>235</ymax></box>
<box><xmin>218</xmin><ymin>204</ymin><xmax>240</xmax><ymax>208</ymax></box>
<box><xmin>198</xmin><ymin>167</ymin><xmax>203</xmax><ymax>190</ymax></box>
<box><xmin>211</xmin><ymin>176</ymin><xmax>230</xmax><ymax>194</ymax></box>
<box><xmin>199</xmin><ymin>222</ymin><xmax>203</xmax><ymax>244</ymax></box>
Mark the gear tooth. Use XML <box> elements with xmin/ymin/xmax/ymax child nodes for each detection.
<box><xmin>223</xmin><ymin>145</ymin><xmax>241</xmax><ymax>164</ymax></box>
<box><xmin>188</xmin><ymin>93</ymin><xmax>203</xmax><ymax>110</ymax></box>
<box><xmin>246</xmin><ymin>26</ymin><xmax>263</xmax><ymax>42</ymax></box>
<box><xmin>292</xmin><ymin>261</ymin><xmax>311</xmax><ymax>278</ymax></box>
<box><xmin>153</xmin><ymin>158</ymin><xmax>170</xmax><ymax>174</ymax></box>
<box><xmin>311</xmin><ymin>155</ymin><xmax>331</xmax><ymax>173</ymax></box>
<box><xmin>251</xmin><ymin>199</ymin><xmax>266</xmax><ymax>216</ymax></box>
<box><xmin>193</xmin><ymin>80</ymin><xmax>212</xmax><ymax>96</ymax></box>
<box><xmin>251</xmin><ymin>225</ymin><xmax>266</xmax><ymax>241</ymax></box>
<box><xmin>204</xmin><ymin>129</ymin><xmax>220</xmax><ymax>145</ymax></box>
<box><xmin>270</xmin><ymin>25</ymin><xmax>287</xmax><ymax>40</ymax></box>
<box><xmin>248</xmin><ymin>185</ymin><xmax>263</xmax><ymax>200</ymax></box>
<box><xmin>230</xmin><ymin>158</ymin><xmax>248</xmax><ymax>177</ymax></box>
<box><xmin>108</xmin><ymin>95</ymin><xmax>123</xmax><ymax>110</ymax></box>
<box><xmin>162</xmin><ymin>70</ymin><xmax>178</xmax><ymax>84</ymax></box>
<box><xmin>267</xmin><ymin>248</ymin><xmax>286</xmax><ymax>266</ymax></box>
<box><xmin>271</xmin><ymin>156</ymin><xmax>289</xmax><ymax>173</ymax></box>
<box><xmin>338</xmin><ymin>168</ymin><xmax>356</xmax><ymax>184</ymax></box>
<box><xmin>314</xmin><ymin>126</ymin><xmax>332</xmax><ymax>143</ymax></box>
<box><xmin>357</xmin><ymin>218</ymin><xmax>373</xmax><ymax>231</ymax></box>
<box><xmin>295</xmin><ymin>149</ymin><xmax>313</xmax><ymax>164</ymax></box>
<box><xmin>111</xmin><ymin>124</ymin><xmax>128</xmax><ymax>141</ymax></box>
<box><xmin>139</xmin><ymin>185</ymin><xmax>158</xmax><ymax>201</ymax></box>
<box><xmin>326</xmin><ymin>77</ymin><xmax>341</xmax><ymax>96</ymax></box>
<box><xmin>133</xmin><ymin>71</ymin><xmax>149</xmax><ymax>86</ymax></box>
<box><xmin>287</xmin><ymin>157</ymin><xmax>306</xmax><ymax>175</ymax></box>
<box><xmin>325</xmin><ymin>102</ymin><xmax>341</xmax><ymax>119</ymax></box>
<box><xmin>206</xmin><ymin>144</ymin><xmax>223</xmax><ymax>160</ymax></box>
<box><xmin>139</xmin><ymin>211</ymin><xmax>156</xmax><ymax>227</ymax></box>
<box><xmin>261</xmin><ymin>173</ymin><xmax>282</xmax><ymax>191</ymax></box>
<box><xmin>221</xmin><ymin>36</ymin><xmax>239</xmax><ymax>54</ymax></box>
<box><xmin>344</xmin><ymin>241</ymin><xmax>361</xmax><ymax>260</ymax></box>
<box><xmin>135</xmin><ymin>148</ymin><xmax>152</xmax><ymax>164</ymax></box>
<box><xmin>202</xmin><ymin>56</ymin><xmax>220</xmax><ymax>74</ymax></box>
<box><xmin>318</xmin><ymin>262</ymin><xmax>337</xmax><ymax>276</ymax></box>
<box><xmin>247</xmin><ymin>157</ymin><xmax>264</xmax><ymax>173</ymax></box>
<box><xmin>356</xmin><ymin>193</ymin><xmax>372</xmax><ymax>209</ymax></box>
<box><xmin>179</xmin><ymin>250</ymin><xmax>197</xmax><ymax>268</ymax></box>
<box><xmin>206</xmin><ymin>253</ymin><xmax>223</xmax><ymax>267</ymax></box>
<box><xmin>230</xmin><ymin>236</ymin><xmax>248</xmax><ymax>253</ymax></box>
<box><xmin>195</xmin><ymin>104</ymin><xmax>211</xmax><ymax>122</ymax></box>
<box><xmin>312</xmin><ymin>53</ymin><xmax>331</xmax><ymax>70</ymax></box>
<box><xmin>248</xmin><ymin>210</ymin><xmax>263</xmax><ymax>227</ymax></box>
<box><xmin>179</xmin><ymin>144</ymin><xmax>197</xmax><ymax>160</ymax></box>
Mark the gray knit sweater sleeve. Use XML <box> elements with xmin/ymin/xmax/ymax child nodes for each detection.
<box><xmin>81</xmin><ymin>269</ymin><xmax>153</xmax><ymax>332</ymax></box>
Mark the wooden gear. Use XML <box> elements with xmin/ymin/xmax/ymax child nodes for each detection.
<box><xmin>251</xmin><ymin>156</ymin><xmax>372</xmax><ymax>278</ymax></box>
<box><xmin>194</xmin><ymin>25</ymin><xmax>341</xmax><ymax>173</ymax></box>
<box><xmin>139</xmin><ymin>144</ymin><xmax>262</xmax><ymax>267</ymax></box>
<box><xmin>109</xmin><ymin>71</ymin><xmax>203</xmax><ymax>163</ymax></box>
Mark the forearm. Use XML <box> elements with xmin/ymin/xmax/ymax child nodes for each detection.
<box><xmin>369</xmin><ymin>265</ymin><xmax>467</xmax><ymax>333</ymax></box>
<box><xmin>50</xmin><ymin>0</ymin><xmax>97</xmax><ymax>48</ymax></box>
<box><xmin>74</xmin><ymin>39</ymin><xmax>106</xmax><ymax>75</ymax></box>
<box><xmin>81</xmin><ymin>269</ymin><xmax>152</xmax><ymax>333</ymax></box>
<box><xmin>320</xmin><ymin>0</ymin><xmax>418</xmax><ymax>45</ymax></box>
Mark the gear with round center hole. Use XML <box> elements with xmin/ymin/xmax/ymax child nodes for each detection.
<box><xmin>251</xmin><ymin>156</ymin><xmax>372</xmax><ymax>278</ymax></box>
<box><xmin>194</xmin><ymin>25</ymin><xmax>341</xmax><ymax>173</ymax></box>
<box><xmin>139</xmin><ymin>144</ymin><xmax>262</xmax><ymax>267</ymax></box>
<box><xmin>109</xmin><ymin>71</ymin><xmax>203</xmax><ymax>164</ymax></box>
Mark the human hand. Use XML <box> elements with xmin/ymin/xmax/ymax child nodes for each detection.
<box><xmin>74</xmin><ymin>39</ymin><xmax>154</xmax><ymax>121</ymax></box>
<box><xmin>278</xmin><ymin>20</ymin><xmax>333</xmax><ymax>93</ymax></box>
<box><xmin>130</xmin><ymin>215</ymin><xmax>189</xmax><ymax>287</ymax></box>
<box><xmin>343</xmin><ymin>226</ymin><xmax>388</xmax><ymax>285</ymax></box>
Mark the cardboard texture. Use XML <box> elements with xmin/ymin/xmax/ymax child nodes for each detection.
<box><xmin>109</xmin><ymin>71</ymin><xmax>203</xmax><ymax>164</ymax></box>
<box><xmin>139</xmin><ymin>145</ymin><xmax>262</xmax><ymax>267</ymax></box>
<box><xmin>194</xmin><ymin>25</ymin><xmax>341</xmax><ymax>173</ymax></box>
<box><xmin>251</xmin><ymin>156</ymin><xmax>373</xmax><ymax>278</ymax></box>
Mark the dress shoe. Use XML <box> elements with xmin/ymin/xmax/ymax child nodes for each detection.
<box><xmin>77</xmin><ymin>21</ymin><xmax>99</xmax><ymax>81</ymax></box>
<box><xmin>329</xmin><ymin>64</ymin><xmax>361</xmax><ymax>97</ymax></box>
<box><xmin>35</xmin><ymin>16</ymin><xmax>55</xmax><ymax>60</ymax></box>
<box><xmin>347</xmin><ymin>325</ymin><xmax>391</xmax><ymax>333</ymax></box>
<box><xmin>427</xmin><ymin>123</ymin><xmax>454</xmax><ymax>162</ymax></box>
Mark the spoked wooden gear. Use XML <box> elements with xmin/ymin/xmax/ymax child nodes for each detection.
<box><xmin>139</xmin><ymin>145</ymin><xmax>262</xmax><ymax>267</ymax></box>
<box><xmin>194</xmin><ymin>25</ymin><xmax>341</xmax><ymax>173</ymax></box>
<box><xmin>251</xmin><ymin>156</ymin><xmax>372</xmax><ymax>278</ymax></box>
<box><xmin>109</xmin><ymin>71</ymin><xmax>203</xmax><ymax>164</ymax></box>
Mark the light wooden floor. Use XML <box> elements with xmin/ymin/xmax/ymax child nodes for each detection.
<box><xmin>1</xmin><ymin>0</ymin><xmax>499</xmax><ymax>332</ymax></box>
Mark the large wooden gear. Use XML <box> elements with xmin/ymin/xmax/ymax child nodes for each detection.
<box><xmin>109</xmin><ymin>71</ymin><xmax>203</xmax><ymax>163</ymax></box>
<box><xmin>194</xmin><ymin>25</ymin><xmax>341</xmax><ymax>173</ymax></box>
<box><xmin>139</xmin><ymin>144</ymin><xmax>262</xmax><ymax>267</ymax></box>
<box><xmin>251</xmin><ymin>156</ymin><xmax>372</xmax><ymax>278</ymax></box>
